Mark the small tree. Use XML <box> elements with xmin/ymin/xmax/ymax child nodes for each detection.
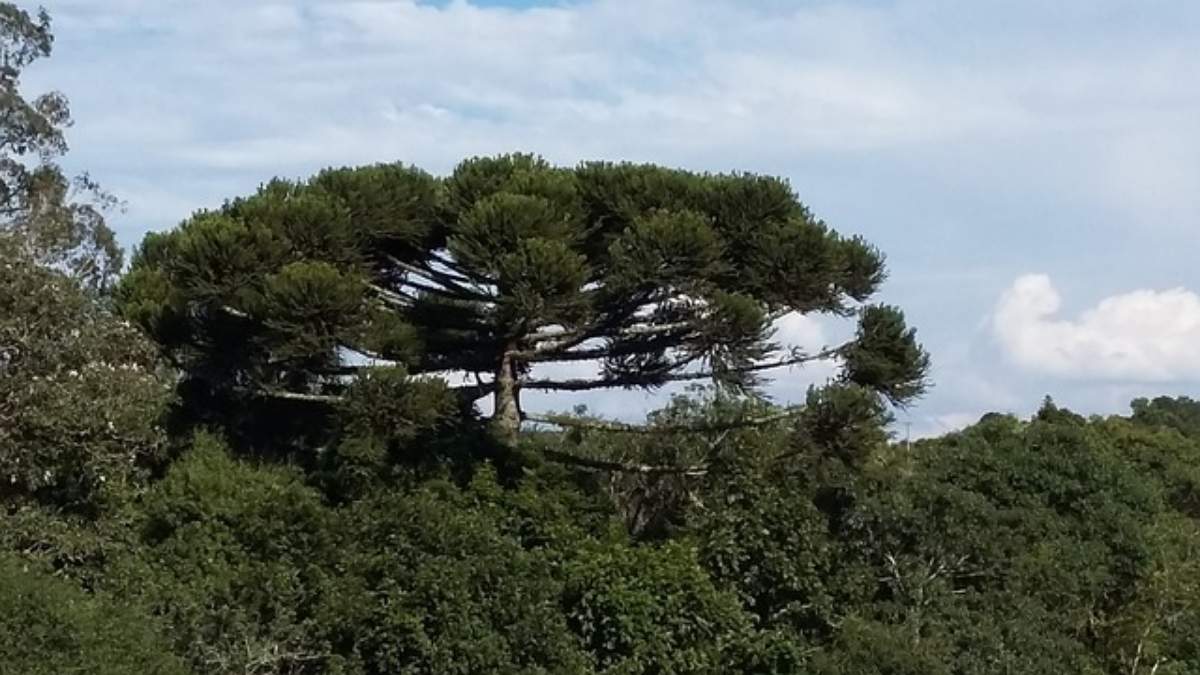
<box><xmin>121</xmin><ymin>154</ymin><xmax>927</xmax><ymax>443</ymax></box>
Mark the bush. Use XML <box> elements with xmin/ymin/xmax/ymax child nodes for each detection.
<box><xmin>111</xmin><ymin>432</ymin><xmax>336</xmax><ymax>673</ymax></box>
<box><xmin>0</xmin><ymin>554</ymin><xmax>187</xmax><ymax>674</ymax></box>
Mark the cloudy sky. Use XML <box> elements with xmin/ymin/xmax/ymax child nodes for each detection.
<box><xmin>28</xmin><ymin>0</ymin><xmax>1200</xmax><ymax>435</ymax></box>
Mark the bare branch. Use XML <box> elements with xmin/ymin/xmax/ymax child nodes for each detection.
<box><xmin>255</xmin><ymin>379</ymin><xmax>491</xmax><ymax>405</ymax></box>
<box><xmin>393</xmin><ymin>275</ymin><xmax>486</xmax><ymax>302</ymax></box>
<box><xmin>385</xmin><ymin>254</ymin><xmax>496</xmax><ymax>303</ymax></box>
<box><xmin>518</xmin><ymin>289</ymin><xmax>673</xmax><ymax>357</ymax></box>
<box><xmin>430</xmin><ymin>250</ymin><xmax>496</xmax><ymax>286</ymax></box>
<box><xmin>524</xmin><ymin>336</ymin><xmax>689</xmax><ymax>364</ymax></box>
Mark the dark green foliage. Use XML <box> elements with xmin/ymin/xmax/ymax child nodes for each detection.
<box><xmin>1132</xmin><ymin>395</ymin><xmax>1200</xmax><ymax>439</ymax></box>
<box><xmin>326</xmin><ymin>366</ymin><xmax>473</xmax><ymax>498</ymax></box>
<box><xmin>0</xmin><ymin>554</ymin><xmax>187</xmax><ymax>674</ymax></box>
<box><xmin>12</xmin><ymin>11</ymin><xmax>1200</xmax><ymax>671</ymax></box>
<box><xmin>120</xmin><ymin>153</ymin><xmax>929</xmax><ymax>444</ymax></box>
<box><xmin>111</xmin><ymin>432</ymin><xmax>337</xmax><ymax>673</ymax></box>
<box><xmin>317</xmin><ymin>471</ymin><xmax>593</xmax><ymax>674</ymax></box>
<box><xmin>0</xmin><ymin>258</ymin><xmax>171</xmax><ymax>515</ymax></box>
<box><xmin>829</xmin><ymin>402</ymin><xmax>1200</xmax><ymax>674</ymax></box>
<box><xmin>841</xmin><ymin>305</ymin><xmax>931</xmax><ymax>405</ymax></box>
<box><xmin>561</xmin><ymin>540</ymin><xmax>755</xmax><ymax>674</ymax></box>
<box><xmin>0</xmin><ymin>255</ymin><xmax>173</xmax><ymax>587</ymax></box>
<box><xmin>797</xmin><ymin>382</ymin><xmax>893</xmax><ymax>470</ymax></box>
<box><xmin>695</xmin><ymin>463</ymin><xmax>854</xmax><ymax>637</ymax></box>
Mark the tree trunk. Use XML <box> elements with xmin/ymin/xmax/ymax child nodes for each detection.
<box><xmin>491</xmin><ymin>346</ymin><xmax>521</xmax><ymax>444</ymax></box>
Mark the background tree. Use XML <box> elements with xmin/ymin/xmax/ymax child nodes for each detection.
<box><xmin>0</xmin><ymin>2</ymin><xmax>172</xmax><ymax>580</ymax></box>
<box><xmin>0</xmin><ymin>2</ymin><xmax>121</xmax><ymax>290</ymax></box>
<box><xmin>0</xmin><ymin>256</ymin><xmax>171</xmax><ymax>512</ymax></box>
<box><xmin>120</xmin><ymin>154</ymin><xmax>928</xmax><ymax>444</ymax></box>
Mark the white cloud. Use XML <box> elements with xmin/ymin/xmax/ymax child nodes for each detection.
<box><xmin>993</xmin><ymin>274</ymin><xmax>1200</xmax><ymax>382</ymax></box>
<box><xmin>27</xmin><ymin>0</ymin><xmax>1200</xmax><ymax>425</ymax></box>
<box><xmin>774</xmin><ymin>312</ymin><xmax>827</xmax><ymax>350</ymax></box>
<box><xmin>904</xmin><ymin>411</ymin><xmax>982</xmax><ymax>440</ymax></box>
<box><xmin>40</xmin><ymin>0</ymin><xmax>1177</xmax><ymax>233</ymax></box>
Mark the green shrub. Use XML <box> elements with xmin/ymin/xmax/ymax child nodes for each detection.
<box><xmin>0</xmin><ymin>554</ymin><xmax>187</xmax><ymax>674</ymax></box>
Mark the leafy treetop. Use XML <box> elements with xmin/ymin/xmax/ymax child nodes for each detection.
<box><xmin>121</xmin><ymin>154</ymin><xmax>928</xmax><ymax>441</ymax></box>
<box><xmin>0</xmin><ymin>2</ymin><xmax>121</xmax><ymax>290</ymax></box>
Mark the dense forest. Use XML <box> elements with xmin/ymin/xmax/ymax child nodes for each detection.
<box><xmin>3</xmin><ymin>4</ymin><xmax>1200</xmax><ymax>674</ymax></box>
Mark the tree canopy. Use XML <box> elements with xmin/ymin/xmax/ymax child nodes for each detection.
<box><xmin>0</xmin><ymin>2</ymin><xmax>121</xmax><ymax>290</ymax></box>
<box><xmin>119</xmin><ymin>155</ymin><xmax>928</xmax><ymax>441</ymax></box>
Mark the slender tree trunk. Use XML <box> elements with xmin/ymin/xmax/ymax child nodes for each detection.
<box><xmin>491</xmin><ymin>346</ymin><xmax>521</xmax><ymax>443</ymax></box>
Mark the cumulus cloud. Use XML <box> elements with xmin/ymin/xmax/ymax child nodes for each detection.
<box><xmin>993</xmin><ymin>274</ymin><xmax>1200</xmax><ymax>381</ymax></box>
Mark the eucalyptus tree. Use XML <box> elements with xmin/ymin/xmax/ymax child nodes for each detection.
<box><xmin>0</xmin><ymin>2</ymin><xmax>166</xmax><ymax>516</ymax></box>
<box><xmin>0</xmin><ymin>2</ymin><xmax>121</xmax><ymax>290</ymax></box>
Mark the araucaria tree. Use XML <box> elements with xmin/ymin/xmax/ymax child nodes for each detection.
<box><xmin>120</xmin><ymin>154</ymin><xmax>928</xmax><ymax>442</ymax></box>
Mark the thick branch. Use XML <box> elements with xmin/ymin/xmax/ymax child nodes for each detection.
<box><xmin>521</xmin><ymin>288</ymin><xmax>668</xmax><ymax>357</ymax></box>
<box><xmin>522</xmin><ymin>344</ymin><xmax>846</xmax><ymax>392</ymax></box>
<box><xmin>530</xmin><ymin>319</ymin><xmax>694</xmax><ymax>347</ymax></box>
<box><xmin>386</xmin><ymin>255</ymin><xmax>496</xmax><ymax>303</ymax></box>
<box><xmin>524</xmin><ymin>334</ymin><xmax>691</xmax><ymax>364</ymax></box>
<box><xmin>453</xmin><ymin>379</ymin><xmax>496</xmax><ymax>402</ymax></box>
<box><xmin>394</xmin><ymin>275</ymin><xmax>489</xmax><ymax>303</ymax></box>
<box><xmin>430</xmin><ymin>250</ymin><xmax>496</xmax><ymax>287</ymax></box>
<box><xmin>368</xmin><ymin>283</ymin><xmax>414</xmax><ymax>308</ymax></box>
<box><xmin>255</xmin><ymin>379</ymin><xmax>492</xmax><ymax>405</ymax></box>
<box><xmin>523</xmin><ymin>321</ymin><xmax>697</xmax><ymax>361</ymax></box>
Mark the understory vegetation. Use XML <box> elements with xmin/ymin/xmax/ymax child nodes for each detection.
<box><xmin>6</xmin><ymin>288</ymin><xmax>1200</xmax><ymax>674</ymax></box>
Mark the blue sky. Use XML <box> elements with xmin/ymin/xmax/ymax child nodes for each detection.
<box><xmin>29</xmin><ymin>0</ymin><xmax>1200</xmax><ymax>435</ymax></box>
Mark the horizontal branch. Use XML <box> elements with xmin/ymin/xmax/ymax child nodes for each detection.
<box><xmin>394</xmin><ymin>275</ymin><xmax>490</xmax><ymax>303</ymax></box>
<box><xmin>524</xmin><ymin>336</ymin><xmax>689</xmax><ymax>364</ymax></box>
<box><xmin>430</xmin><ymin>251</ymin><xmax>497</xmax><ymax>287</ymax></box>
<box><xmin>256</xmin><ymin>380</ymin><xmax>493</xmax><ymax>404</ymax></box>
<box><xmin>386</xmin><ymin>255</ymin><xmax>496</xmax><ymax>303</ymax></box>
<box><xmin>368</xmin><ymin>283</ymin><xmax>414</xmax><ymax>308</ymax></box>
<box><xmin>523</xmin><ymin>324</ymin><xmax>697</xmax><ymax>361</ymax></box>
<box><xmin>519</xmin><ymin>289</ymin><xmax>672</xmax><ymax>357</ymax></box>
<box><xmin>524</xmin><ymin>409</ymin><xmax>802</xmax><ymax>434</ymax></box>
<box><xmin>531</xmin><ymin>319</ymin><xmax>695</xmax><ymax>345</ymax></box>
<box><xmin>521</xmin><ymin>344</ymin><xmax>846</xmax><ymax>392</ymax></box>
<box><xmin>530</xmin><ymin>407</ymin><xmax>816</xmax><ymax>476</ymax></box>
<box><xmin>259</xmin><ymin>389</ymin><xmax>344</xmax><ymax>404</ymax></box>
